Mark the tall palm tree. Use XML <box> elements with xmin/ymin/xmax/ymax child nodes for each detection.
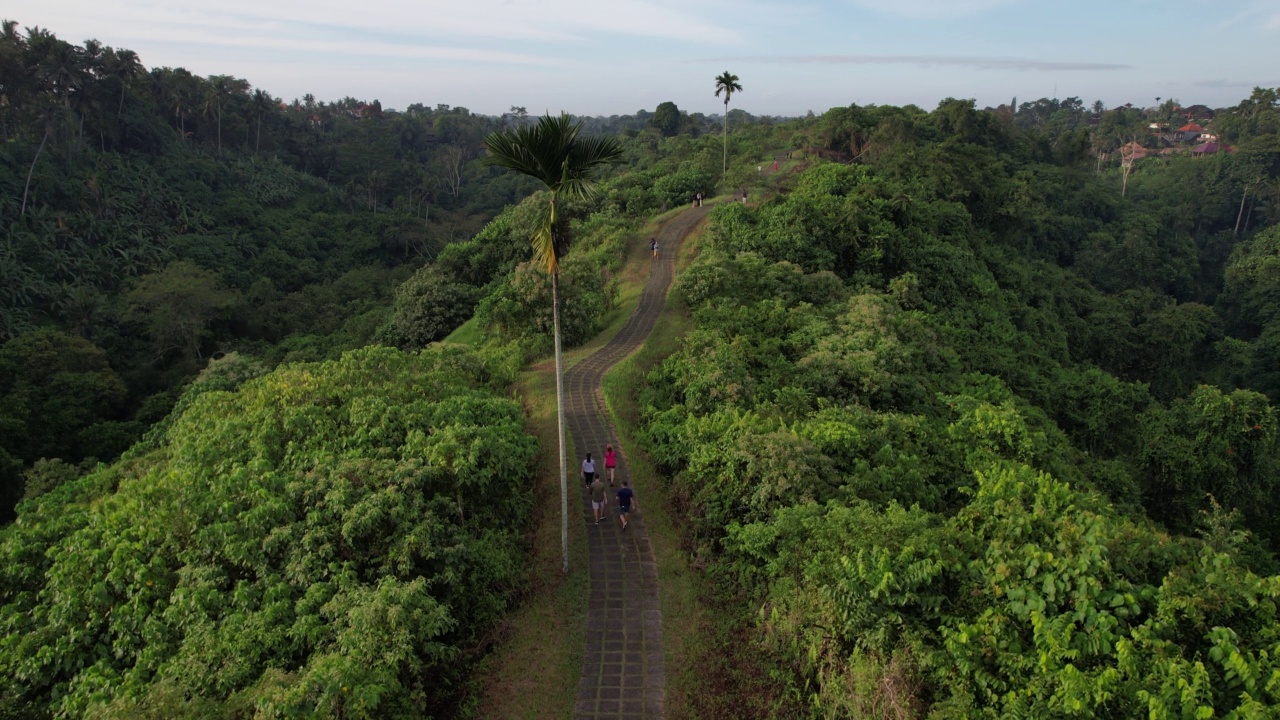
<box><xmin>109</xmin><ymin>49</ymin><xmax>142</xmax><ymax>117</ymax></box>
<box><xmin>484</xmin><ymin>113</ymin><xmax>624</xmax><ymax>573</ymax></box>
<box><xmin>251</xmin><ymin>88</ymin><xmax>272</xmax><ymax>153</ymax></box>
<box><xmin>714</xmin><ymin>71</ymin><xmax>742</xmax><ymax>174</ymax></box>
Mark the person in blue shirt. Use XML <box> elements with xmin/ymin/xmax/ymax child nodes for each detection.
<box><xmin>616</xmin><ymin>480</ymin><xmax>636</xmax><ymax>530</ymax></box>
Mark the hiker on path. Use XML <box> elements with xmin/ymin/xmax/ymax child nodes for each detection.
<box><xmin>773</xmin><ymin>160</ymin><xmax>778</xmax><ymax>172</ymax></box>
<box><xmin>581</xmin><ymin>452</ymin><xmax>596</xmax><ymax>488</ymax></box>
<box><xmin>616</xmin><ymin>480</ymin><xmax>636</xmax><ymax>530</ymax></box>
<box><xmin>590</xmin><ymin>475</ymin><xmax>608</xmax><ymax>524</ymax></box>
<box><xmin>741</xmin><ymin>189</ymin><xmax>748</xmax><ymax>204</ymax></box>
<box><xmin>604</xmin><ymin>444</ymin><xmax>618</xmax><ymax>485</ymax></box>
<box><xmin>650</xmin><ymin>238</ymin><xmax>659</xmax><ymax>259</ymax></box>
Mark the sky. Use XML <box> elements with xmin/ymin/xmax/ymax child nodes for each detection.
<box><xmin>11</xmin><ymin>0</ymin><xmax>1280</xmax><ymax>117</ymax></box>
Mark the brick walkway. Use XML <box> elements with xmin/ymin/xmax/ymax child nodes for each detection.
<box><xmin>566</xmin><ymin>206</ymin><xmax>709</xmax><ymax>719</ymax></box>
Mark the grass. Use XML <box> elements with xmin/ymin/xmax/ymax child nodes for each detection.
<box><xmin>443</xmin><ymin>314</ymin><xmax>486</xmax><ymax>346</ymax></box>
<box><xmin>468</xmin><ymin>368</ymin><xmax>589</xmax><ymax>719</ymax></box>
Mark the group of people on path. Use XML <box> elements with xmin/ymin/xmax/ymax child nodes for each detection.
<box><xmin>581</xmin><ymin>445</ymin><xmax>636</xmax><ymax>529</ymax></box>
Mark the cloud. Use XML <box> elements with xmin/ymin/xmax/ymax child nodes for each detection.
<box><xmin>16</xmin><ymin>0</ymin><xmax>744</xmax><ymax>47</ymax></box>
<box><xmin>691</xmin><ymin>55</ymin><xmax>1131</xmax><ymax>72</ymax></box>
<box><xmin>1189</xmin><ymin>78</ymin><xmax>1280</xmax><ymax>89</ymax></box>
<box><xmin>845</xmin><ymin>0</ymin><xmax>1021</xmax><ymax>20</ymax></box>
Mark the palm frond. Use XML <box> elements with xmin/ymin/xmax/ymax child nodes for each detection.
<box><xmin>484</xmin><ymin>112</ymin><xmax>625</xmax><ymax>271</ymax></box>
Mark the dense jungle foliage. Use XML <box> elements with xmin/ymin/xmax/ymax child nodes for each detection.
<box><xmin>638</xmin><ymin>95</ymin><xmax>1280</xmax><ymax>716</ymax></box>
<box><xmin>0</xmin><ymin>345</ymin><xmax>537</xmax><ymax>718</ymax></box>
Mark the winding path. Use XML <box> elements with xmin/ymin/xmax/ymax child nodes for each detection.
<box><xmin>567</xmin><ymin>205</ymin><xmax>709</xmax><ymax>719</ymax></box>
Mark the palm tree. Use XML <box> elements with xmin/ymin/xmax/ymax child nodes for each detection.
<box><xmin>483</xmin><ymin>113</ymin><xmax>624</xmax><ymax>573</ymax></box>
<box><xmin>251</xmin><ymin>88</ymin><xmax>272</xmax><ymax>153</ymax></box>
<box><xmin>109</xmin><ymin>49</ymin><xmax>142</xmax><ymax>117</ymax></box>
<box><xmin>714</xmin><ymin>71</ymin><xmax>743</xmax><ymax>174</ymax></box>
<box><xmin>202</xmin><ymin>75</ymin><xmax>247</xmax><ymax>154</ymax></box>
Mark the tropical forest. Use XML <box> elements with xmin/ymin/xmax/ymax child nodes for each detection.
<box><xmin>4</xmin><ymin>18</ymin><xmax>1280</xmax><ymax>720</ymax></box>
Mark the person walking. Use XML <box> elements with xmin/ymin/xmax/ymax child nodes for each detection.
<box><xmin>696</xmin><ymin>191</ymin><xmax>703</xmax><ymax>207</ymax></box>
<box><xmin>650</xmin><ymin>238</ymin><xmax>659</xmax><ymax>259</ymax></box>
<box><xmin>616</xmin><ymin>480</ymin><xmax>636</xmax><ymax>530</ymax></box>
<box><xmin>741</xmin><ymin>189</ymin><xmax>748</xmax><ymax>204</ymax></box>
<box><xmin>604</xmin><ymin>444</ymin><xmax>617</xmax><ymax>485</ymax></box>
<box><xmin>590</xmin><ymin>475</ymin><xmax>608</xmax><ymax>524</ymax></box>
<box><xmin>581</xmin><ymin>452</ymin><xmax>596</xmax><ymax>489</ymax></box>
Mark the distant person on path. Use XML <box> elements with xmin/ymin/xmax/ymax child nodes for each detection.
<box><xmin>773</xmin><ymin>160</ymin><xmax>778</xmax><ymax>172</ymax></box>
<box><xmin>650</xmin><ymin>238</ymin><xmax>659</xmax><ymax>259</ymax></box>
<box><xmin>692</xmin><ymin>192</ymin><xmax>698</xmax><ymax>208</ymax></box>
<box><xmin>590</xmin><ymin>475</ymin><xmax>608</xmax><ymax>524</ymax></box>
<box><xmin>616</xmin><ymin>480</ymin><xmax>636</xmax><ymax>530</ymax></box>
<box><xmin>741</xmin><ymin>189</ymin><xmax>748</xmax><ymax>204</ymax></box>
<box><xmin>581</xmin><ymin>452</ymin><xmax>596</xmax><ymax>488</ymax></box>
<box><xmin>604</xmin><ymin>444</ymin><xmax>617</xmax><ymax>485</ymax></box>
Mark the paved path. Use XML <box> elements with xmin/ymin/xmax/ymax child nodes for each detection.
<box><xmin>567</xmin><ymin>205</ymin><xmax>709</xmax><ymax>719</ymax></box>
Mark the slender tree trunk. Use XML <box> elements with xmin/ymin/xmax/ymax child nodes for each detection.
<box><xmin>553</xmin><ymin>270</ymin><xmax>569</xmax><ymax>574</ymax></box>
<box><xmin>722</xmin><ymin>100</ymin><xmax>729</xmax><ymax>174</ymax></box>
<box><xmin>1244</xmin><ymin>197</ymin><xmax>1255</xmax><ymax>234</ymax></box>
<box><xmin>21</xmin><ymin>129</ymin><xmax>49</xmax><ymax>218</ymax></box>
<box><xmin>1235</xmin><ymin>186</ymin><xmax>1249</xmax><ymax>236</ymax></box>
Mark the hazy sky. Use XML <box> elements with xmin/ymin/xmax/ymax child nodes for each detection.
<box><xmin>11</xmin><ymin>0</ymin><xmax>1280</xmax><ymax>117</ymax></box>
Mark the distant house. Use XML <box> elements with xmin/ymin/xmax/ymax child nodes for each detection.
<box><xmin>1192</xmin><ymin>141</ymin><xmax>1220</xmax><ymax>156</ymax></box>
<box><xmin>1177</xmin><ymin>123</ymin><xmax>1205</xmax><ymax>143</ymax></box>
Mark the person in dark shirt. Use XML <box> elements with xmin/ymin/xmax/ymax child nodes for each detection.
<box><xmin>590</xmin><ymin>476</ymin><xmax>607</xmax><ymax>525</ymax></box>
<box><xmin>616</xmin><ymin>480</ymin><xmax>636</xmax><ymax>530</ymax></box>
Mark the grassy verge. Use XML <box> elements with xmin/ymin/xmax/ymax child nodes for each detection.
<box><xmin>468</xmin><ymin>368</ymin><xmax>589</xmax><ymax>719</ymax></box>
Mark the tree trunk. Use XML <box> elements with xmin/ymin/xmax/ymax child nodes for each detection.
<box><xmin>21</xmin><ymin>129</ymin><xmax>49</xmax><ymax>218</ymax></box>
<box><xmin>722</xmin><ymin>100</ymin><xmax>729</xmax><ymax>174</ymax></box>
<box><xmin>1235</xmin><ymin>186</ymin><xmax>1249</xmax><ymax>236</ymax></box>
<box><xmin>553</xmin><ymin>270</ymin><xmax>569</xmax><ymax>574</ymax></box>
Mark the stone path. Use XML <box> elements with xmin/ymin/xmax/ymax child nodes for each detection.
<box><xmin>566</xmin><ymin>205</ymin><xmax>709</xmax><ymax>719</ymax></box>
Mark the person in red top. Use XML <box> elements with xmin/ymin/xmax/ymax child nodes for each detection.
<box><xmin>604</xmin><ymin>444</ymin><xmax>618</xmax><ymax>485</ymax></box>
